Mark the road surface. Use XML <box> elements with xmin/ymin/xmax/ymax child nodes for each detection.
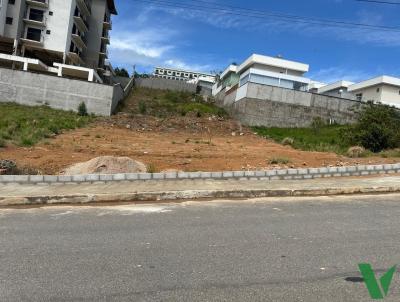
<box><xmin>1</xmin><ymin>194</ymin><xmax>400</xmax><ymax>301</ymax></box>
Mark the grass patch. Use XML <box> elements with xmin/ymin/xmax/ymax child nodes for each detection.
<box><xmin>119</xmin><ymin>87</ymin><xmax>227</xmax><ymax>118</ymax></box>
<box><xmin>253</xmin><ymin>125</ymin><xmax>351</xmax><ymax>154</ymax></box>
<box><xmin>379</xmin><ymin>149</ymin><xmax>400</xmax><ymax>158</ymax></box>
<box><xmin>0</xmin><ymin>103</ymin><xmax>93</xmax><ymax>147</ymax></box>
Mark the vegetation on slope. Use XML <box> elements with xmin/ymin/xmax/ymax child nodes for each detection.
<box><xmin>118</xmin><ymin>87</ymin><xmax>227</xmax><ymax>118</ymax></box>
<box><xmin>0</xmin><ymin>103</ymin><xmax>92</xmax><ymax>147</ymax></box>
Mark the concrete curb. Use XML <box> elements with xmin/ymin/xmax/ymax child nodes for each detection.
<box><xmin>1</xmin><ymin>186</ymin><xmax>400</xmax><ymax>206</ymax></box>
<box><xmin>0</xmin><ymin>163</ymin><xmax>399</xmax><ymax>185</ymax></box>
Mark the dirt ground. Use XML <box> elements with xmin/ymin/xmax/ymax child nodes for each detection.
<box><xmin>0</xmin><ymin>113</ymin><xmax>397</xmax><ymax>174</ymax></box>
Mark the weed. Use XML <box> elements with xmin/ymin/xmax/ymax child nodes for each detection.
<box><xmin>147</xmin><ymin>163</ymin><xmax>157</xmax><ymax>173</ymax></box>
<box><xmin>78</xmin><ymin>102</ymin><xmax>88</xmax><ymax>116</ymax></box>
<box><xmin>268</xmin><ymin>157</ymin><xmax>291</xmax><ymax>165</ymax></box>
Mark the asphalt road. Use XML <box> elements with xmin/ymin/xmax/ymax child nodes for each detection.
<box><xmin>1</xmin><ymin>194</ymin><xmax>400</xmax><ymax>301</ymax></box>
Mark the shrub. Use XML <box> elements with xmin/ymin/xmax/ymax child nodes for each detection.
<box><xmin>138</xmin><ymin>101</ymin><xmax>147</xmax><ymax>114</ymax></box>
<box><xmin>347</xmin><ymin>146</ymin><xmax>367</xmax><ymax>158</ymax></box>
<box><xmin>281</xmin><ymin>137</ymin><xmax>294</xmax><ymax>146</ymax></box>
<box><xmin>311</xmin><ymin>117</ymin><xmax>326</xmax><ymax>134</ymax></box>
<box><xmin>269</xmin><ymin>157</ymin><xmax>290</xmax><ymax>165</ymax></box>
<box><xmin>347</xmin><ymin>103</ymin><xmax>400</xmax><ymax>152</ymax></box>
<box><xmin>0</xmin><ymin>138</ymin><xmax>5</xmax><ymax>148</ymax></box>
<box><xmin>78</xmin><ymin>102</ymin><xmax>88</xmax><ymax>116</ymax></box>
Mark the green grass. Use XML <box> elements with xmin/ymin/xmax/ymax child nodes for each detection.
<box><xmin>0</xmin><ymin>103</ymin><xmax>93</xmax><ymax>147</ymax></box>
<box><xmin>253</xmin><ymin>125</ymin><xmax>351</xmax><ymax>154</ymax></box>
<box><xmin>119</xmin><ymin>87</ymin><xmax>227</xmax><ymax>118</ymax></box>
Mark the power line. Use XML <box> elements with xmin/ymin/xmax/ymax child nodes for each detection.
<box><xmin>356</xmin><ymin>0</ymin><xmax>400</xmax><ymax>5</ymax></box>
<box><xmin>134</xmin><ymin>0</ymin><xmax>400</xmax><ymax>32</ymax></box>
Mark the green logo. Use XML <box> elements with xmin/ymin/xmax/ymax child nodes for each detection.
<box><xmin>358</xmin><ymin>263</ymin><xmax>397</xmax><ymax>299</ymax></box>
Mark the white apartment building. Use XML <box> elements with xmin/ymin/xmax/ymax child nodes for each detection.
<box><xmin>348</xmin><ymin>76</ymin><xmax>400</xmax><ymax>108</ymax></box>
<box><xmin>0</xmin><ymin>0</ymin><xmax>117</xmax><ymax>81</ymax></box>
<box><xmin>213</xmin><ymin>54</ymin><xmax>311</xmax><ymax>96</ymax></box>
<box><xmin>154</xmin><ymin>66</ymin><xmax>216</xmax><ymax>83</ymax></box>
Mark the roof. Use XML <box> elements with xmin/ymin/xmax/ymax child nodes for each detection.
<box><xmin>107</xmin><ymin>0</ymin><xmax>118</xmax><ymax>15</ymax></box>
<box><xmin>348</xmin><ymin>75</ymin><xmax>400</xmax><ymax>92</ymax></box>
<box><xmin>318</xmin><ymin>80</ymin><xmax>354</xmax><ymax>94</ymax></box>
<box><xmin>220</xmin><ymin>64</ymin><xmax>238</xmax><ymax>79</ymax></box>
<box><xmin>237</xmin><ymin>54</ymin><xmax>309</xmax><ymax>74</ymax></box>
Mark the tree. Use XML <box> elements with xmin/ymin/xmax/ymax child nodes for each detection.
<box><xmin>348</xmin><ymin>102</ymin><xmax>400</xmax><ymax>152</ymax></box>
<box><xmin>114</xmin><ymin>67</ymin><xmax>130</xmax><ymax>77</ymax></box>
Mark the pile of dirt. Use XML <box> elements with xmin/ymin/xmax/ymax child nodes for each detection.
<box><xmin>60</xmin><ymin>156</ymin><xmax>147</xmax><ymax>175</ymax></box>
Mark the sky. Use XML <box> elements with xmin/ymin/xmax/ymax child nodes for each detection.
<box><xmin>109</xmin><ymin>0</ymin><xmax>400</xmax><ymax>84</ymax></box>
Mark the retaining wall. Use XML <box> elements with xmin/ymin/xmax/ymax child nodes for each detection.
<box><xmin>0</xmin><ymin>67</ymin><xmax>124</xmax><ymax>116</ymax></box>
<box><xmin>136</xmin><ymin>77</ymin><xmax>197</xmax><ymax>93</ymax></box>
<box><xmin>218</xmin><ymin>82</ymin><xmax>364</xmax><ymax>127</ymax></box>
<box><xmin>1</xmin><ymin>164</ymin><xmax>399</xmax><ymax>185</ymax></box>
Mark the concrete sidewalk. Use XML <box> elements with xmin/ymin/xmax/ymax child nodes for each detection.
<box><xmin>1</xmin><ymin>175</ymin><xmax>400</xmax><ymax>206</ymax></box>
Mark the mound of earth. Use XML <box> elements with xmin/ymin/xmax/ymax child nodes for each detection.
<box><xmin>60</xmin><ymin>156</ymin><xmax>147</xmax><ymax>175</ymax></box>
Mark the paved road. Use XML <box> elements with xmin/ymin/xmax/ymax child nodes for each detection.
<box><xmin>1</xmin><ymin>194</ymin><xmax>400</xmax><ymax>301</ymax></box>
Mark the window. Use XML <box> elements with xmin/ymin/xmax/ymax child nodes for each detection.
<box><xmin>239</xmin><ymin>74</ymin><xmax>250</xmax><ymax>86</ymax></box>
<box><xmin>356</xmin><ymin>93</ymin><xmax>363</xmax><ymax>101</ymax></box>
<box><xmin>29</xmin><ymin>9</ymin><xmax>44</xmax><ymax>22</ymax></box>
<box><xmin>26</xmin><ymin>27</ymin><xmax>42</xmax><ymax>42</ymax></box>
<box><xmin>49</xmin><ymin>11</ymin><xmax>53</xmax><ymax>16</ymax></box>
<box><xmin>46</xmin><ymin>30</ymin><xmax>51</xmax><ymax>34</ymax></box>
<box><xmin>376</xmin><ymin>87</ymin><xmax>380</xmax><ymax>93</ymax></box>
<box><xmin>6</xmin><ymin>17</ymin><xmax>13</xmax><ymax>25</ymax></box>
<box><xmin>8</xmin><ymin>0</ymin><xmax>15</xmax><ymax>4</ymax></box>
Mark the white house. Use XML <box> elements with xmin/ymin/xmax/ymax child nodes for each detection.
<box><xmin>348</xmin><ymin>75</ymin><xmax>400</xmax><ymax>108</ymax></box>
<box><xmin>213</xmin><ymin>54</ymin><xmax>311</xmax><ymax>96</ymax></box>
<box><xmin>317</xmin><ymin>80</ymin><xmax>355</xmax><ymax>99</ymax></box>
<box><xmin>0</xmin><ymin>0</ymin><xmax>117</xmax><ymax>82</ymax></box>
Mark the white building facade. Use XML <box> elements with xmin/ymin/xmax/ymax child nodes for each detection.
<box><xmin>213</xmin><ymin>54</ymin><xmax>311</xmax><ymax>97</ymax></box>
<box><xmin>348</xmin><ymin>76</ymin><xmax>400</xmax><ymax>108</ymax></box>
<box><xmin>154</xmin><ymin>66</ymin><xmax>216</xmax><ymax>83</ymax></box>
<box><xmin>0</xmin><ymin>0</ymin><xmax>117</xmax><ymax>81</ymax></box>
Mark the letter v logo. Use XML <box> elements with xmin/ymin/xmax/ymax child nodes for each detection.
<box><xmin>358</xmin><ymin>263</ymin><xmax>397</xmax><ymax>300</ymax></box>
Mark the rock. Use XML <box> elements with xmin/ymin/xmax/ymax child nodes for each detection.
<box><xmin>347</xmin><ymin>146</ymin><xmax>366</xmax><ymax>158</ymax></box>
<box><xmin>126</xmin><ymin>124</ymin><xmax>131</xmax><ymax>129</ymax></box>
<box><xmin>231</xmin><ymin>132</ymin><xmax>236</xmax><ymax>136</ymax></box>
<box><xmin>60</xmin><ymin>156</ymin><xmax>147</xmax><ymax>175</ymax></box>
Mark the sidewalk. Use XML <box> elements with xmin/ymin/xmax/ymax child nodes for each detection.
<box><xmin>1</xmin><ymin>175</ymin><xmax>400</xmax><ymax>206</ymax></box>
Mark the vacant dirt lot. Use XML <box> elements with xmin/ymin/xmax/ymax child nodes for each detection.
<box><xmin>1</xmin><ymin>87</ymin><xmax>398</xmax><ymax>174</ymax></box>
<box><xmin>0</xmin><ymin>114</ymin><xmax>396</xmax><ymax>174</ymax></box>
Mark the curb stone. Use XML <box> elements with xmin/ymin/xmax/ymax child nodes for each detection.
<box><xmin>0</xmin><ymin>164</ymin><xmax>399</xmax><ymax>185</ymax></box>
<box><xmin>1</xmin><ymin>186</ymin><xmax>400</xmax><ymax>206</ymax></box>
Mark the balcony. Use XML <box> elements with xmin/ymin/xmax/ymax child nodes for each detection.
<box><xmin>103</xmin><ymin>16</ymin><xmax>112</xmax><ymax>30</ymax></box>
<box><xmin>71</xmin><ymin>34</ymin><xmax>87</xmax><ymax>50</ymax></box>
<box><xmin>73</xmin><ymin>14</ymin><xmax>89</xmax><ymax>32</ymax></box>
<box><xmin>99</xmin><ymin>48</ymin><xmax>108</xmax><ymax>59</ymax></box>
<box><xmin>101</xmin><ymin>31</ymin><xmax>110</xmax><ymax>44</ymax></box>
<box><xmin>76</xmin><ymin>0</ymin><xmax>91</xmax><ymax>17</ymax></box>
<box><xmin>26</xmin><ymin>0</ymin><xmax>49</xmax><ymax>8</ymax></box>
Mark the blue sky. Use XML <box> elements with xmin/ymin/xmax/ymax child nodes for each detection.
<box><xmin>109</xmin><ymin>0</ymin><xmax>400</xmax><ymax>84</ymax></box>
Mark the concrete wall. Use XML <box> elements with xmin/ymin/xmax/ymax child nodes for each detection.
<box><xmin>218</xmin><ymin>82</ymin><xmax>363</xmax><ymax>127</ymax></box>
<box><xmin>136</xmin><ymin>77</ymin><xmax>197</xmax><ymax>93</ymax></box>
<box><xmin>0</xmin><ymin>67</ymin><xmax>121</xmax><ymax>116</ymax></box>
